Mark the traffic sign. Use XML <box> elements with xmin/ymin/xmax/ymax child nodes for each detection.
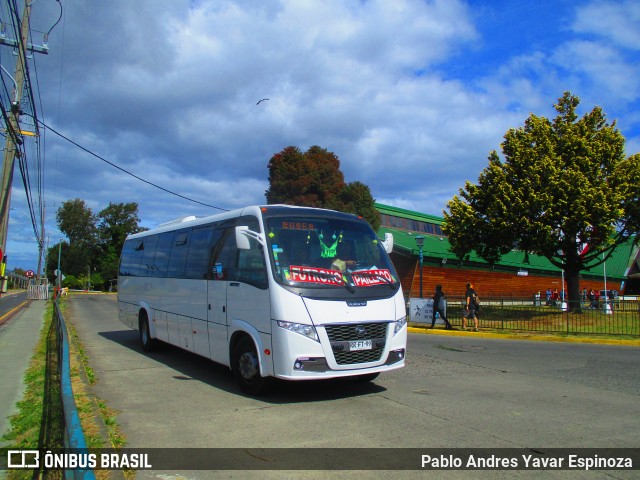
<box><xmin>25</xmin><ymin>270</ymin><xmax>34</xmax><ymax>278</ymax></box>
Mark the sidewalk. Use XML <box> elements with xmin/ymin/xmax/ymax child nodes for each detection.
<box><xmin>409</xmin><ymin>323</ymin><xmax>640</xmax><ymax>346</ymax></box>
<box><xmin>0</xmin><ymin>299</ymin><xmax>47</xmax><ymax>447</ymax></box>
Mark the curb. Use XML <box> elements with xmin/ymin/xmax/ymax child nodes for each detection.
<box><xmin>408</xmin><ymin>325</ymin><xmax>640</xmax><ymax>346</ymax></box>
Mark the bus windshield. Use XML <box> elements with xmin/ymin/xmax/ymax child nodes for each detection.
<box><xmin>264</xmin><ymin>215</ymin><xmax>398</xmax><ymax>290</ymax></box>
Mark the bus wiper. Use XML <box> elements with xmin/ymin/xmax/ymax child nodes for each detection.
<box><xmin>318</xmin><ymin>268</ymin><xmax>355</xmax><ymax>293</ymax></box>
<box><xmin>320</xmin><ymin>268</ymin><xmax>356</xmax><ymax>293</ymax></box>
<box><xmin>339</xmin><ymin>274</ymin><xmax>356</xmax><ymax>293</ymax></box>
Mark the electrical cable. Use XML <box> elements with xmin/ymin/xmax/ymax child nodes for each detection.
<box><xmin>17</xmin><ymin>145</ymin><xmax>40</xmax><ymax>245</ymax></box>
<box><xmin>0</xmin><ymin>97</ymin><xmax>22</xmax><ymax>145</ymax></box>
<box><xmin>37</xmin><ymin>119</ymin><xmax>229</xmax><ymax>211</ymax></box>
<box><xmin>24</xmin><ymin>13</ymin><xmax>45</xmax><ymax>248</ymax></box>
<box><xmin>0</xmin><ymin>0</ymin><xmax>53</xmax><ymax>271</ymax></box>
<box><xmin>0</xmin><ymin>0</ymin><xmax>49</xmax><ymax>265</ymax></box>
<box><xmin>43</xmin><ymin>0</ymin><xmax>62</xmax><ymax>39</ymax></box>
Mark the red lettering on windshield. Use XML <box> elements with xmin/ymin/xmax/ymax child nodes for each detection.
<box><xmin>351</xmin><ymin>269</ymin><xmax>393</xmax><ymax>287</ymax></box>
<box><xmin>289</xmin><ymin>265</ymin><xmax>341</xmax><ymax>285</ymax></box>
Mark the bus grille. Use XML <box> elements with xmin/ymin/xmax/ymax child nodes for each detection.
<box><xmin>325</xmin><ymin>322</ymin><xmax>388</xmax><ymax>365</ymax></box>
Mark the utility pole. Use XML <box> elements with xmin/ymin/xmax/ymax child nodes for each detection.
<box><xmin>35</xmin><ymin>201</ymin><xmax>45</xmax><ymax>283</ymax></box>
<box><xmin>0</xmin><ymin>1</ymin><xmax>48</xmax><ymax>292</ymax></box>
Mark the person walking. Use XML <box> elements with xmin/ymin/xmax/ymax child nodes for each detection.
<box><xmin>463</xmin><ymin>282</ymin><xmax>480</xmax><ymax>332</ymax></box>
<box><xmin>588</xmin><ymin>289</ymin><xmax>595</xmax><ymax>309</ymax></box>
<box><xmin>431</xmin><ymin>284</ymin><xmax>452</xmax><ymax>330</ymax></box>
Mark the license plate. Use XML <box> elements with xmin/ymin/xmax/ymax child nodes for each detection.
<box><xmin>349</xmin><ymin>339</ymin><xmax>372</xmax><ymax>351</ymax></box>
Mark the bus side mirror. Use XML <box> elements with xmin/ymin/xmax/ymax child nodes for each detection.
<box><xmin>382</xmin><ymin>232</ymin><xmax>393</xmax><ymax>253</ymax></box>
<box><xmin>236</xmin><ymin>226</ymin><xmax>250</xmax><ymax>250</ymax></box>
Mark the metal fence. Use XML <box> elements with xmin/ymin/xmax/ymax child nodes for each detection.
<box><xmin>412</xmin><ymin>296</ymin><xmax>640</xmax><ymax>337</ymax></box>
<box><xmin>28</xmin><ymin>283</ymin><xmax>49</xmax><ymax>300</ymax></box>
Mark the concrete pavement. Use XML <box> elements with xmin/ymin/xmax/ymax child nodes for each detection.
<box><xmin>0</xmin><ymin>297</ymin><xmax>47</xmax><ymax>447</ymax></box>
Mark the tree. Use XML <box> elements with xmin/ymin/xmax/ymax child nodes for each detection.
<box><xmin>304</xmin><ymin>145</ymin><xmax>346</xmax><ymax>208</ymax></box>
<box><xmin>266</xmin><ymin>145</ymin><xmax>346</xmax><ymax>206</ymax></box>
<box><xmin>266</xmin><ymin>146</ymin><xmax>380</xmax><ymax>229</ymax></box>
<box><xmin>55</xmin><ymin>199</ymin><xmax>99</xmax><ymax>277</ymax></box>
<box><xmin>337</xmin><ymin>181</ymin><xmax>381</xmax><ymax>231</ymax></box>
<box><xmin>97</xmin><ymin>202</ymin><xmax>145</xmax><ymax>284</ymax></box>
<box><xmin>56</xmin><ymin>199</ymin><xmax>97</xmax><ymax>246</ymax></box>
<box><xmin>98</xmin><ymin>202</ymin><xmax>144</xmax><ymax>249</ymax></box>
<box><xmin>48</xmin><ymin>200</ymin><xmax>145</xmax><ymax>290</ymax></box>
<box><xmin>443</xmin><ymin>92</ymin><xmax>640</xmax><ymax>312</ymax></box>
<box><xmin>265</xmin><ymin>146</ymin><xmax>311</xmax><ymax>205</ymax></box>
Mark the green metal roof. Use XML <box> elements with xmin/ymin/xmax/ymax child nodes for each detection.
<box><xmin>375</xmin><ymin>202</ymin><xmax>444</xmax><ymax>225</ymax></box>
<box><xmin>375</xmin><ymin>203</ymin><xmax>635</xmax><ymax>280</ymax></box>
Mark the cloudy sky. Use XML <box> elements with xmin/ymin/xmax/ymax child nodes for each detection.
<box><xmin>4</xmin><ymin>0</ymin><xmax>640</xmax><ymax>272</ymax></box>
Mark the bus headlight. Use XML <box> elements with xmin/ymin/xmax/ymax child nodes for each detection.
<box><xmin>277</xmin><ymin>321</ymin><xmax>319</xmax><ymax>342</ymax></box>
<box><xmin>393</xmin><ymin>316</ymin><xmax>407</xmax><ymax>335</ymax></box>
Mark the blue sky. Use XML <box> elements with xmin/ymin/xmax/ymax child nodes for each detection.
<box><xmin>3</xmin><ymin>0</ymin><xmax>639</xmax><ymax>272</ymax></box>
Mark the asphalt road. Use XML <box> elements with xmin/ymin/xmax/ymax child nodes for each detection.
<box><xmin>0</xmin><ymin>290</ymin><xmax>27</xmax><ymax>321</ymax></box>
<box><xmin>67</xmin><ymin>295</ymin><xmax>640</xmax><ymax>479</ymax></box>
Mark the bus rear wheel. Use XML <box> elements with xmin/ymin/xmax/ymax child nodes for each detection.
<box><xmin>232</xmin><ymin>336</ymin><xmax>270</xmax><ymax>395</ymax></box>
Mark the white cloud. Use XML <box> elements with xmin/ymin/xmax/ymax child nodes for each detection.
<box><xmin>573</xmin><ymin>0</ymin><xmax>640</xmax><ymax>50</ymax></box>
<box><xmin>555</xmin><ymin>41</ymin><xmax>639</xmax><ymax>102</ymax></box>
<box><xmin>3</xmin><ymin>0</ymin><xmax>639</xmax><ymax>271</ymax></box>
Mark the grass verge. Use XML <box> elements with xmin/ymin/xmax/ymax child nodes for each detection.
<box><xmin>1</xmin><ymin>298</ymin><xmax>128</xmax><ymax>479</ymax></box>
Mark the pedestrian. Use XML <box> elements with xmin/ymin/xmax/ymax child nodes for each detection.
<box><xmin>431</xmin><ymin>284</ymin><xmax>452</xmax><ymax>330</ymax></box>
<box><xmin>463</xmin><ymin>282</ymin><xmax>480</xmax><ymax>332</ymax></box>
<box><xmin>607</xmin><ymin>290</ymin><xmax>615</xmax><ymax>313</ymax></box>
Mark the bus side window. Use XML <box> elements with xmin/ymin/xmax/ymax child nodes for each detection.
<box><xmin>185</xmin><ymin>226</ymin><xmax>215</xmax><ymax>279</ymax></box>
<box><xmin>167</xmin><ymin>229</ymin><xmax>190</xmax><ymax>278</ymax></box>
<box><xmin>237</xmin><ymin>238</ymin><xmax>267</xmax><ymax>289</ymax></box>
<box><xmin>153</xmin><ymin>232</ymin><xmax>173</xmax><ymax>278</ymax></box>
<box><xmin>140</xmin><ymin>235</ymin><xmax>159</xmax><ymax>277</ymax></box>
<box><xmin>212</xmin><ymin>229</ymin><xmax>237</xmax><ymax>281</ymax></box>
<box><xmin>119</xmin><ymin>239</ymin><xmax>144</xmax><ymax>277</ymax></box>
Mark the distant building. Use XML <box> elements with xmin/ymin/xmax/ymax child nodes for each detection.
<box><xmin>375</xmin><ymin>203</ymin><xmax>637</xmax><ymax>299</ymax></box>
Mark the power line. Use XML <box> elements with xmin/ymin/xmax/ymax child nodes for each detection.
<box><xmin>0</xmin><ymin>0</ymin><xmax>58</xmax><ymax>277</ymax></box>
<box><xmin>38</xmin><ymin>120</ymin><xmax>229</xmax><ymax>212</ymax></box>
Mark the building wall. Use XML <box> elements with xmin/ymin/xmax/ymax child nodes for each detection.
<box><xmin>397</xmin><ymin>261</ymin><xmax>616</xmax><ymax>300</ymax></box>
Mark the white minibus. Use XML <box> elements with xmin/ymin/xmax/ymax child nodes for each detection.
<box><xmin>117</xmin><ymin>205</ymin><xmax>407</xmax><ymax>394</ymax></box>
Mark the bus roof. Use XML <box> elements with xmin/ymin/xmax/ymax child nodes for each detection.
<box><xmin>126</xmin><ymin>205</ymin><xmax>363</xmax><ymax>240</ymax></box>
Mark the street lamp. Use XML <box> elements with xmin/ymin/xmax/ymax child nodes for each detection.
<box><xmin>415</xmin><ymin>235</ymin><xmax>425</xmax><ymax>299</ymax></box>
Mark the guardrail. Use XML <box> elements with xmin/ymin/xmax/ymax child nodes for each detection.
<box><xmin>52</xmin><ymin>300</ymin><xmax>96</xmax><ymax>480</ymax></box>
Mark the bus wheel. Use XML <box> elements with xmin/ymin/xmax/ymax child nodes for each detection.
<box><xmin>139</xmin><ymin>314</ymin><xmax>155</xmax><ymax>352</ymax></box>
<box><xmin>232</xmin><ymin>337</ymin><xmax>269</xmax><ymax>395</ymax></box>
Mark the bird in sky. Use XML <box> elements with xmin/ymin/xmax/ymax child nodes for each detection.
<box><xmin>256</xmin><ymin>98</ymin><xmax>269</xmax><ymax>105</ymax></box>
